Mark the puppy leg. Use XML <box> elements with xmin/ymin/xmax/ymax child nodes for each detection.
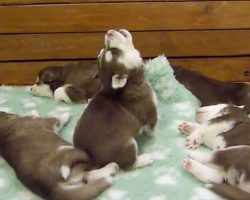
<box><xmin>45</xmin><ymin>113</ymin><xmax>70</xmax><ymax>132</ymax></box>
<box><xmin>87</xmin><ymin>163</ymin><xmax>119</xmax><ymax>183</ymax></box>
<box><xmin>132</xmin><ymin>153</ymin><xmax>154</xmax><ymax>169</ymax></box>
<box><xmin>178</xmin><ymin>122</ymin><xmax>201</xmax><ymax>136</ymax></box>
<box><xmin>182</xmin><ymin>158</ymin><xmax>223</xmax><ymax>183</ymax></box>
<box><xmin>188</xmin><ymin>151</ymin><xmax>214</xmax><ymax>164</ymax></box>
<box><xmin>185</xmin><ymin>129</ymin><xmax>204</xmax><ymax>149</ymax></box>
<box><xmin>55</xmin><ymin>112</ymin><xmax>70</xmax><ymax>131</ymax></box>
<box><xmin>63</xmin><ymin>85</ymin><xmax>88</xmax><ymax>103</ymax></box>
<box><xmin>54</xmin><ymin>85</ymin><xmax>72</xmax><ymax>103</ymax></box>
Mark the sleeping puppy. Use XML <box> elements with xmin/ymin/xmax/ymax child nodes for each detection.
<box><xmin>182</xmin><ymin>146</ymin><xmax>250</xmax><ymax>200</ymax></box>
<box><xmin>0</xmin><ymin>111</ymin><xmax>119</xmax><ymax>200</ymax></box>
<box><xmin>178</xmin><ymin>104</ymin><xmax>247</xmax><ymax>149</ymax></box>
<box><xmin>178</xmin><ymin>104</ymin><xmax>250</xmax><ymax>150</ymax></box>
<box><xmin>31</xmin><ymin>61</ymin><xmax>102</xmax><ymax>103</ymax></box>
<box><xmin>173</xmin><ymin>66</ymin><xmax>250</xmax><ymax>113</ymax></box>
<box><xmin>73</xmin><ymin>29</ymin><xmax>157</xmax><ymax>169</ymax></box>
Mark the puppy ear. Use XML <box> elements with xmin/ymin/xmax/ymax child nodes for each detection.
<box><xmin>112</xmin><ymin>74</ymin><xmax>128</xmax><ymax>89</ymax></box>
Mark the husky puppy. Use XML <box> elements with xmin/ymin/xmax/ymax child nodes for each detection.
<box><xmin>178</xmin><ymin>104</ymin><xmax>250</xmax><ymax>150</ymax></box>
<box><xmin>0</xmin><ymin>111</ymin><xmax>118</xmax><ymax>200</ymax></box>
<box><xmin>31</xmin><ymin>61</ymin><xmax>101</xmax><ymax>103</ymax></box>
<box><xmin>74</xmin><ymin>29</ymin><xmax>157</xmax><ymax>169</ymax></box>
<box><xmin>182</xmin><ymin>146</ymin><xmax>250</xmax><ymax>200</ymax></box>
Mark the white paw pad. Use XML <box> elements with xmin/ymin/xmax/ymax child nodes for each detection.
<box><xmin>182</xmin><ymin>158</ymin><xmax>192</xmax><ymax>171</ymax></box>
<box><xmin>185</xmin><ymin>137</ymin><xmax>200</xmax><ymax>149</ymax></box>
<box><xmin>178</xmin><ymin>122</ymin><xmax>195</xmax><ymax>135</ymax></box>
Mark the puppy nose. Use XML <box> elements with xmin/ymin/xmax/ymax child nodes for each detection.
<box><xmin>30</xmin><ymin>87</ymin><xmax>33</xmax><ymax>91</ymax></box>
<box><xmin>107</xmin><ymin>30</ymin><xmax>115</xmax><ymax>37</ymax></box>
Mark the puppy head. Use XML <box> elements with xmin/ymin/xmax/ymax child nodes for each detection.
<box><xmin>97</xmin><ymin>29</ymin><xmax>143</xmax><ymax>92</ymax></box>
<box><xmin>31</xmin><ymin>67</ymin><xmax>63</xmax><ymax>97</ymax></box>
<box><xmin>196</xmin><ymin>104</ymin><xmax>245</xmax><ymax>123</ymax></box>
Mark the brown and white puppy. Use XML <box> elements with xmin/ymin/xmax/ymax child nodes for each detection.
<box><xmin>0</xmin><ymin>111</ymin><xmax>119</xmax><ymax>200</ymax></box>
<box><xmin>31</xmin><ymin>61</ymin><xmax>102</xmax><ymax>103</ymax></box>
<box><xmin>178</xmin><ymin>104</ymin><xmax>250</xmax><ymax>150</ymax></box>
<box><xmin>73</xmin><ymin>29</ymin><xmax>157</xmax><ymax>169</ymax></box>
<box><xmin>182</xmin><ymin>146</ymin><xmax>250</xmax><ymax>200</ymax></box>
<box><xmin>173</xmin><ymin>66</ymin><xmax>250</xmax><ymax>113</ymax></box>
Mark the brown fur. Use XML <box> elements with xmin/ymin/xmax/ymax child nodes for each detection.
<box><xmin>173</xmin><ymin>66</ymin><xmax>250</xmax><ymax>113</ymax></box>
<box><xmin>74</xmin><ymin>30</ymin><xmax>157</xmax><ymax>169</ymax></box>
<box><xmin>33</xmin><ymin>61</ymin><xmax>101</xmax><ymax>102</ymax></box>
<box><xmin>209</xmin><ymin>105</ymin><xmax>250</xmax><ymax>148</ymax></box>
<box><xmin>209</xmin><ymin>146</ymin><xmax>250</xmax><ymax>199</ymax></box>
<box><xmin>0</xmin><ymin>112</ymin><xmax>111</xmax><ymax>200</ymax></box>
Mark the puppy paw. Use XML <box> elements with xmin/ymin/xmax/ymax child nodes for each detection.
<box><xmin>182</xmin><ymin>158</ymin><xmax>192</xmax><ymax>171</ymax></box>
<box><xmin>178</xmin><ymin>122</ymin><xmax>196</xmax><ymax>135</ymax></box>
<box><xmin>105</xmin><ymin>162</ymin><xmax>119</xmax><ymax>176</ymax></box>
<box><xmin>133</xmin><ymin>153</ymin><xmax>154</xmax><ymax>169</ymax></box>
<box><xmin>185</xmin><ymin>137</ymin><xmax>200</xmax><ymax>150</ymax></box>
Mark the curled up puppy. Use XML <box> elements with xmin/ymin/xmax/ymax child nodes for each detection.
<box><xmin>31</xmin><ymin>61</ymin><xmax>101</xmax><ymax>103</ymax></box>
<box><xmin>74</xmin><ymin>29</ymin><xmax>158</xmax><ymax>169</ymax></box>
<box><xmin>0</xmin><ymin>111</ymin><xmax>119</xmax><ymax>200</ymax></box>
<box><xmin>178</xmin><ymin>104</ymin><xmax>250</xmax><ymax>150</ymax></box>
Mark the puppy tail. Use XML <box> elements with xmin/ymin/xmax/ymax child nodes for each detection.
<box><xmin>60</xmin><ymin>149</ymin><xmax>91</xmax><ymax>181</ymax></box>
<box><xmin>207</xmin><ymin>183</ymin><xmax>250</xmax><ymax>200</ymax></box>
<box><xmin>51</xmin><ymin>177</ymin><xmax>112</xmax><ymax>200</ymax></box>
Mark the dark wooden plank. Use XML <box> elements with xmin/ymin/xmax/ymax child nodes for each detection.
<box><xmin>1</xmin><ymin>1</ymin><xmax>250</xmax><ymax>33</ymax></box>
<box><xmin>1</xmin><ymin>57</ymin><xmax>250</xmax><ymax>85</ymax></box>
<box><xmin>1</xmin><ymin>30</ymin><xmax>250</xmax><ymax>61</ymax></box>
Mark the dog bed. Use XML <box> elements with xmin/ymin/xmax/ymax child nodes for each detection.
<box><xmin>0</xmin><ymin>56</ymin><xmax>225</xmax><ymax>200</ymax></box>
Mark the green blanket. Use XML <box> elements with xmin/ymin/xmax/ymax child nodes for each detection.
<box><xmin>0</xmin><ymin>56</ymin><xmax>225</xmax><ymax>200</ymax></box>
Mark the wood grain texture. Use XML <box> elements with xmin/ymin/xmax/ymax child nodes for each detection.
<box><xmin>1</xmin><ymin>1</ymin><xmax>250</xmax><ymax>33</ymax></box>
<box><xmin>0</xmin><ymin>0</ymin><xmax>203</xmax><ymax>5</ymax></box>
<box><xmin>1</xmin><ymin>30</ymin><xmax>250</xmax><ymax>61</ymax></box>
<box><xmin>1</xmin><ymin>57</ymin><xmax>250</xmax><ymax>85</ymax></box>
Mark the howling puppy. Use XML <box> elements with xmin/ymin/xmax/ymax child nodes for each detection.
<box><xmin>0</xmin><ymin>111</ymin><xmax>119</xmax><ymax>200</ymax></box>
<box><xmin>173</xmin><ymin>66</ymin><xmax>250</xmax><ymax>113</ymax></box>
<box><xmin>179</xmin><ymin>104</ymin><xmax>250</xmax><ymax>150</ymax></box>
<box><xmin>182</xmin><ymin>146</ymin><xmax>250</xmax><ymax>200</ymax></box>
<box><xmin>31</xmin><ymin>61</ymin><xmax>101</xmax><ymax>103</ymax></box>
<box><xmin>74</xmin><ymin>29</ymin><xmax>157</xmax><ymax>169</ymax></box>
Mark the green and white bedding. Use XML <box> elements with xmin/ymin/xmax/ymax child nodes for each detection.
<box><xmin>0</xmin><ymin>56</ymin><xmax>225</xmax><ymax>200</ymax></box>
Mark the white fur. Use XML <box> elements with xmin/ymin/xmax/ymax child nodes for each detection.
<box><xmin>54</xmin><ymin>112</ymin><xmax>70</xmax><ymax>131</ymax></box>
<box><xmin>31</xmin><ymin>82</ymin><xmax>53</xmax><ymax>98</ymax></box>
<box><xmin>111</xmin><ymin>74</ymin><xmax>128</xmax><ymax>89</ymax></box>
<box><xmin>185</xmin><ymin>120</ymin><xmax>235</xmax><ymax>150</ymax></box>
<box><xmin>117</xmin><ymin>50</ymin><xmax>143</xmax><ymax>69</ymax></box>
<box><xmin>58</xmin><ymin>145</ymin><xmax>74</xmax><ymax>151</ymax></box>
<box><xmin>60</xmin><ymin>165</ymin><xmax>70</xmax><ymax>180</ymax></box>
<box><xmin>141</xmin><ymin>125</ymin><xmax>155</xmax><ymax>137</ymax></box>
<box><xmin>185</xmin><ymin>148</ymin><xmax>250</xmax><ymax>194</ymax></box>
<box><xmin>239</xmin><ymin>174</ymin><xmax>250</xmax><ymax>193</ymax></box>
<box><xmin>105</xmin><ymin>51</ymin><xmax>113</xmax><ymax>62</ymax></box>
<box><xmin>196</xmin><ymin>104</ymin><xmax>228</xmax><ymax>123</ymax></box>
<box><xmin>105</xmin><ymin>30</ymin><xmax>143</xmax><ymax>69</ymax></box>
<box><xmin>87</xmin><ymin>162</ymin><xmax>119</xmax><ymax>183</ymax></box>
<box><xmin>182</xmin><ymin>158</ymin><xmax>223</xmax><ymax>183</ymax></box>
<box><xmin>54</xmin><ymin>86</ymin><xmax>72</xmax><ymax>103</ymax></box>
<box><xmin>133</xmin><ymin>153</ymin><xmax>154</xmax><ymax>169</ymax></box>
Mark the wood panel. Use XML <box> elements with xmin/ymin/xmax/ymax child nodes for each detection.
<box><xmin>0</xmin><ymin>0</ymin><xmax>201</xmax><ymax>5</ymax></box>
<box><xmin>1</xmin><ymin>1</ymin><xmax>250</xmax><ymax>33</ymax></box>
<box><xmin>1</xmin><ymin>57</ymin><xmax>250</xmax><ymax>85</ymax></box>
<box><xmin>1</xmin><ymin>30</ymin><xmax>250</xmax><ymax>61</ymax></box>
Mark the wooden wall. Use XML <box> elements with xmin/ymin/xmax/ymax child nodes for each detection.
<box><xmin>1</xmin><ymin>0</ymin><xmax>250</xmax><ymax>84</ymax></box>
